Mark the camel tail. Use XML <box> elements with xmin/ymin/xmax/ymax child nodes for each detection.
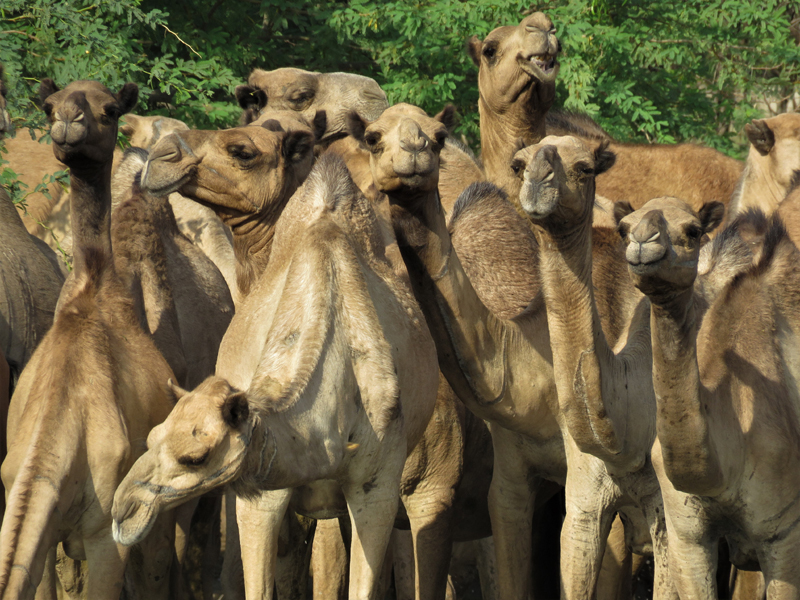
<box><xmin>0</xmin><ymin>427</ymin><xmax>77</xmax><ymax>599</ymax></box>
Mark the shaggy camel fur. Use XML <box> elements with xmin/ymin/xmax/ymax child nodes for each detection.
<box><xmin>726</xmin><ymin>112</ymin><xmax>800</xmax><ymax>221</ymax></box>
<box><xmin>358</xmin><ymin>105</ymin><xmax>647</xmax><ymax>598</ymax></box>
<box><xmin>0</xmin><ymin>80</ymin><xmax>177</xmax><ymax>600</ymax></box>
<box><xmin>517</xmin><ymin>135</ymin><xmax>676</xmax><ymax>598</ymax></box>
<box><xmin>617</xmin><ymin>198</ymin><xmax>800</xmax><ymax>598</ymax></box>
<box><xmin>112</xmin><ymin>153</ymin><xmax>439</xmax><ymax>600</ymax></box>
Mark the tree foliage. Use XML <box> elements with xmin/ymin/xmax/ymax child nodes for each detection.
<box><xmin>0</xmin><ymin>0</ymin><xmax>798</xmax><ymax>160</ymax></box>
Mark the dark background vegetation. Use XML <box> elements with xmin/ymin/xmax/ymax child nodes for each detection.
<box><xmin>1</xmin><ymin>0</ymin><xmax>799</xmax><ymax>159</ymax></box>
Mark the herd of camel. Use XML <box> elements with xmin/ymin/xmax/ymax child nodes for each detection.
<box><xmin>1</xmin><ymin>10</ymin><xmax>800</xmax><ymax>600</ymax></box>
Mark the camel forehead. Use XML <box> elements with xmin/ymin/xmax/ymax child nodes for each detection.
<box><xmin>248</xmin><ymin>67</ymin><xmax>318</xmax><ymax>91</ymax></box>
<box><xmin>370</xmin><ymin>103</ymin><xmax>441</xmax><ymax>132</ymax></box>
<box><xmin>518</xmin><ymin>135</ymin><xmax>592</xmax><ymax>164</ymax></box>
<box><xmin>251</xmin><ymin>110</ymin><xmax>312</xmax><ymax>132</ymax></box>
<box><xmin>47</xmin><ymin>80</ymin><xmax>116</xmax><ymax>106</ymax></box>
<box><xmin>193</xmin><ymin>126</ymin><xmax>283</xmax><ymax>152</ymax></box>
<box><xmin>624</xmin><ymin>197</ymin><xmax>699</xmax><ymax>229</ymax></box>
<box><xmin>485</xmin><ymin>12</ymin><xmax>554</xmax><ymax>42</ymax></box>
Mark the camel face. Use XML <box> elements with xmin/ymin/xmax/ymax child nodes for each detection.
<box><xmin>744</xmin><ymin>113</ymin><xmax>800</xmax><ymax>191</ymax></box>
<box><xmin>349</xmin><ymin>103</ymin><xmax>447</xmax><ymax>194</ymax></box>
<box><xmin>469</xmin><ymin>12</ymin><xmax>559</xmax><ymax>113</ymax></box>
<box><xmin>39</xmin><ymin>79</ymin><xmax>137</xmax><ymax>164</ymax></box>
<box><xmin>516</xmin><ymin>135</ymin><xmax>615</xmax><ymax>224</ymax></box>
<box><xmin>617</xmin><ymin>197</ymin><xmax>724</xmax><ymax>295</ymax></box>
<box><xmin>237</xmin><ymin>67</ymin><xmax>388</xmax><ymax>141</ymax></box>
<box><xmin>112</xmin><ymin>376</ymin><xmax>253</xmax><ymax>546</ymax></box>
<box><xmin>142</xmin><ymin>123</ymin><xmax>314</xmax><ymax>219</ymax></box>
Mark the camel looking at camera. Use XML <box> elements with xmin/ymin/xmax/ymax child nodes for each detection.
<box><xmin>112</xmin><ymin>152</ymin><xmax>439</xmax><ymax>599</ymax></box>
<box><xmin>0</xmin><ymin>79</ymin><xmax>177</xmax><ymax>600</ymax></box>
<box><xmin>617</xmin><ymin>197</ymin><xmax>800</xmax><ymax>598</ymax></box>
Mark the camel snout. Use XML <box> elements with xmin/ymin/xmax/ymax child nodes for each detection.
<box><xmin>626</xmin><ymin>211</ymin><xmax>668</xmax><ymax>265</ymax></box>
<box><xmin>51</xmin><ymin>110</ymin><xmax>87</xmax><ymax>146</ymax></box>
<box><xmin>149</xmin><ymin>137</ymin><xmax>183</xmax><ymax>164</ymax></box>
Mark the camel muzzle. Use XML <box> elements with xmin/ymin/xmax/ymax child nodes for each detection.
<box><xmin>626</xmin><ymin>212</ymin><xmax>668</xmax><ymax>266</ymax></box>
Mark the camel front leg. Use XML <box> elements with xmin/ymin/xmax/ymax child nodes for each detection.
<box><xmin>236</xmin><ymin>488</ymin><xmax>293</xmax><ymax>600</ymax></box>
<box><xmin>762</xmin><ymin>528</ymin><xmax>800</xmax><ymax>600</ymax></box>
<box><xmin>487</xmin><ymin>425</ymin><xmax>537</xmax><ymax>600</ymax></box>
<box><xmin>311</xmin><ymin>518</ymin><xmax>349</xmax><ymax>600</ymax></box>
<box><xmin>343</xmin><ymin>450</ymin><xmax>404</xmax><ymax>599</ymax></box>
<box><xmin>83</xmin><ymin>531</ymin><xmax>129</xmax><ymax>599</ymax></box>
<box><xmin>560</xmin><ymin>450</ymin><xmax>618</xmax><ymax>600</ymax></box>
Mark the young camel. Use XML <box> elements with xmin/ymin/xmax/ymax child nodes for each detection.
<box><xmin>0</xmin><ymin>80</ymin><xmax>177</xmax><ymax>599</ymax></box>
<box><xmin>616</xmin><ymin>198</ymin><xmax>800</xmax><ymax>599</ymax></box>
<box><xmin>352</xmin><ymin>107</ymin><xmax>655</xmax><ymax>599</ymax></box>
<box><xmin>112</xmin><ymin>152</ymin><xmax>439</xmax><ymax>600</ymax></box>
<box><xmin>515</xmin><ymin>135</ymin><xmax>679</xmax><ymax>597</ymax></box>
<box><xmin>470</xmin><ymin>14</ymin><xmax>742</xmax><ymax>214</ymax></box>
<box><xmin>726</xmin><ymin>112</ymin><xmax>800</xmax><ymax>221</ymax></box>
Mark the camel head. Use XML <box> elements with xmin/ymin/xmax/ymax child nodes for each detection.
<box><xmin>516</xmin><ymin>135</ymin><xmax>616</xmax><ymax>231</ymax></box>
<box><xmin>112</xmin><ymin>376</ymin><xmax>256</xmax><ymax>547</ymax></box>
<box><xmin>236</xmin><ymin>67</ymin><xmax>388</xmax><ymax>143</ymax></box>
<box><xmin>141</xmin><ymin>120</ymin><xmax>315</xmax><ymax>225</ymax></box>
<box><xmin>38</xmin><ymin>79</ymin><xmax>138</xmax><ymax>165</ymax></box>
<box><xmin>348</xmin><ymin>103</ymin><xmax>451</xmax><ymax>197</ymax></box>
<box><xmin>468</xmin><ymin>12</ymin><xmax>559</xmax><ymax>116</ymax></box>
<box><xmin>744</xmin><ymin>113</ymin><xmax>800</xmax><ymax>194</ymax></box>
<box><xmin>119</xmin><ymin>113</ymin><xmax>189</xmax><ymax>150</ymax></box>
<box><xmin>0</xmin><ymin>64</ymin><xmax>11</xmax><ymax>137</ymax></box>
<box><xmin>616</xmin><ymin>197</ymin><xmax>724</xmax><ymax>297</ymax></box>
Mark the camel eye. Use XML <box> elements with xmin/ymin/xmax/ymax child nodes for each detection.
<box><xmin>178</xmin><ymin>449</ymin><xmax>210</xmax><ymax>467</ymax></box>
<box><xmin>510</xmin><ymin>160</ymin><xmax>524</xmax><ymax>175</ymax></box>
<box><xmin>434</xmin><ymin>131</ymin><xmax>447</xmax><ymax>148</ymax></box>
<box><xmin>617</xmin><ymin>224</ymin><xmax>629</xmax><ymax>241</ymax></box>
<box><xmin>364</xmin><ymin>131</ymin><xmax>381</xmax><ymax>150</ymax></box>
<box><xmin>105</xmin><ymin>105</ymin><xmax>121</xmax><ymax>120</ymax></box>
<box><xmin>483</xmin><ymin>44</ymin><xmax>497</xmax><ymax>61</ymax></box>
<box><xmin>289</xmin><ymin>89</ymin><xmax>314</xmax><ymax>106</ymax></box>
<box><xmin>685</xmin><ymin>225</ymin><xmax>703</xmax><ymax>240</ymax></box>
<box><xmin>43</xmin><ymin>102</ymin><xmax>53</xmax><ymax>118</ymax></box>
<box><xmin>227</xmin><ymin>145</ymin><xmax>258</xmax><ymax>161</ymax></box>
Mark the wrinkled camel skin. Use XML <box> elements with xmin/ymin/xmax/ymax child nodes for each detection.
<box><xmin>517</xmin><ymin>136</ymin><xmax>676</xmax><ymax>599</ymax></box>
<box><xmin>726</xmin><ymin>112</ymin><xmax>800</xmax><ymax>221</ymax></box>
<box><xmin>367</xmin><ymin>105</ymin><xmax>647</xmax><ymax>597</ymax></box>
<box><xmin>0</xmin><ymin>80</ymin><xmax>177</xmax><ymax>600</ymax></box>
<box><xmin>112</xmin><ymin>152</ymin><xmax>439</xmax><ymax>600</ymax></box>
<box><xmin>618</xmin><ymin>198</ymin><xmax>800</xmax><ymax>599</ymax></box>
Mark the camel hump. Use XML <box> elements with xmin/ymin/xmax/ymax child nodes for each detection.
<box><xmin>249</xmin><ymin>220</ymin><xmax>400</xmax><ymax>439</ymax></box>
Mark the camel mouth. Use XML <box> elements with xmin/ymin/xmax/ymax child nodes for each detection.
<box><xmin>141</xmin><ymin>163</ymin><xmax>193</xmax><ymax>197</ymax></box>
<box><xmin>519</xmin><ymin>53</ymin><xmax>559</xmax><ymax>82</ymax></box>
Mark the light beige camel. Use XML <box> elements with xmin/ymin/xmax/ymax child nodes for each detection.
<box><xmin>515</xmin><ymin>134</ymin><xmax>677</xmax><ymax>597</ymax></box>
<box><xmin>470</xmin><ymin>14</ymin><xmax>742</xmax><ymax>216</ymax></box>
<box><xmin>112</xmin><ymin>152</ymin><xmax>439</xmax><ymax>599</ymax></box>
<box><xmin>0</xmin><ymin>79</ymin><xmax>177</xmax><ymax>600</ymax></box>
<box><xmin>617</xmin><ymin>197</ymin><xmax>800</xmax><ymax>598</ymax></box>
<box><xmin>350</xmin><ymin>105</ymin><xmax>650</xmax><ymax>598</ymax></box>
<box><xmin>726</xmin><ymin>112</ymin><xmax>800</xmax><ymax>220</ymax></box>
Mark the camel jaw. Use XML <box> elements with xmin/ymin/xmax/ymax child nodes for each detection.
<box><xmin>518</xmin><ymin>54</ymin><xmax>560</xmax><ymax>84</ymax></box>
<box><xmin>141</xmin><ymin>160</ymin><xmax>194</xmax><ymax>197</ymax></box>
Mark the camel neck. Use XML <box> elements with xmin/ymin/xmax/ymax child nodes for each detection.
<box><xmin>68</xmin><ymin>159</ymin><xmax>114</xmax><ymax>277</ymax></box>
<box><xmin>729</xmin><ymin>152</ymin><xmax>787</xmax><ymax>219</ymax></box>
<box><xmin>533</xmin><ymin>208</ymin><xmax>628</xmax><ymax>462</ymax></box>
<box><xmin>389</xmin><ymin>189</ymin><xmax>510</xmax><ymax>417</ymax></box>
<box><xmin>649</xmin><ymin>289</ymin><xmax>724</xmax><ymax>495</ymax></box>
<box><xmin>479</xmin><ymin>96</ymin><xmax>546</xmax><ymax>196</ymax></box>
<box><xmin>226</xmin><ymin>213</ymin><xmax>274</xmax><ymax>299</ymax></box>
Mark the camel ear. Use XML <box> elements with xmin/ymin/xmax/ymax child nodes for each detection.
<box><xmin>260</xmin><ymin>119</ymin><xmax>285</xmax><ymax>133</ymax></box>
<box><xmin>347</xmin><ymin>109</ymin><xmax>368</xmax><ymax>143</ymax></box>
<box><xmin>283</xmin><ymin>130</ymin><xmax>314</xmax><ymax>164</ymax></box>
<box><xmin>593</xmin><ymin>140</ymin><xmax>616</xmax><ymax>176</ymax></box>
<box><xmin>698</xmin><ymin>201</ymin><xmax>725</xmax><ymax>234</ymax></box>
<box><xmin>468</xmin><ymin>36</ymin><xmax>483</xmax><ymax>66</ymax></box>
<box><xmin>167</xmin><ymin>378</ymin><xmax>189</xmax><ymax>401</ymax></box>
<box><xmin>116</xmin><ymin>83</ymin><xmax>139</xmax><ymax>115</ymax></box>
<box><xmin>312</xmin><ymin>110</ymin><xmax>327</xmax><ymax>142</ymax></box>
<box><xmin>221</xmin><ymin>392</ymin><xmax>250</xmax><ymax>428</ymax></box>
<box><xmin>236</xmin><ymin>85</ymin><xmax>267</xmax><ymax>111</ymax></box>
<box><xmin>239</xmin><ymin>108</ymin><xmax>259</xmax><ymax>126</ymax></box>
<box><xmin>38</xmin><ymin>78</ymin><xmax>60</xmax><ymax>106</ymax></box>
<box><xmin>434</xmin><ymin>104</ymin><xmax>457</xmax><ymax>133</ymax></box>
<box><xmin>613</xmin><ymin>201</ymin><xmax>634</xmax><ymax>225</ymax></box>
<box><xmin>745</xmin><ymin>120</ymin><xmax>775</xmax><ymax>156</ymax></box>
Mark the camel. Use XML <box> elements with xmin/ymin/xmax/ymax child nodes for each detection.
<box><xmin>726</xmin><ymin>112</ymin><xmax>800</xmax><ymax>220</ymax></box>
<box><xmin>616</xmin><ymin>196</ymin><xmax>800</xmax><ymax>598</ymax></box>
<box><xmin>0</xmin><ymin>79</ymin><xmax>178</xmax><ymax>600</ymax></box>
<box><xmin>349</xmin><ymin>104</ymin><xmax>655</xmax><ymax>599</ymax></box>
<box><xmin>0</xmin><ymin>65</ymin><xmax>10</xmax><ymax>137</ymax></box>
<box><xmin>112</xmin><ymin>151</ymin><xmax>440</xmax><ymax>600</ymax></box>
<box><xmin>470</xmin><ymin>14</ymin><xmax>742</xmax><ymax>216</ymax></box>
<box><xmin>514</xmin><ymin>134</ymin><xmax>680</xmax><ymax>597</ymax></box>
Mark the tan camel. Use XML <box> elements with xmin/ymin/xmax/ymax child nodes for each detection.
<box><xmin>726</xmin><ymin>112</ymin><xmax>800</xmax><ymax>220</ymax></box>
<box><xmin>617</xmin><ymin>197</ymin><xmax>800</xmax><ymax>598</ymax></box>
<box><xmin>112</xmin><ymin>151</ymin><xmax>439</xmax><ymax>599</ymax></box>
<box><xmin>0</xmin><ymin>79</ymin><xmax>178</xmax><ymax>599</ymax></box>
<box><xmin>350</xmin><ymin>105</ymin><xmax>652</xmax><ymax>598</ymax></box>
<box><xmin>514</xmin><ymin>134</ymin><xmax>679</xmax><ymax>597</ymax></box>
<box><xmin>470</xmin><ymin>14</ymin><xmax>742</xmax><ymax>216</ymax></box>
